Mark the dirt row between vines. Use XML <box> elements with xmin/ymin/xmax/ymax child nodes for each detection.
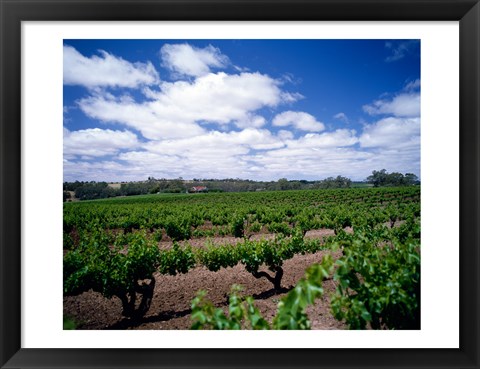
<box><xmin>63</xmin><ymin>229</ymin><xmax>347</xmax><ymax>330</ymax></box>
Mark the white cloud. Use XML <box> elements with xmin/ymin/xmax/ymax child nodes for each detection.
<box><xmin>333</xmin><ymin>112</ymin><xmax>349</xmax><ymax>124</ymax></box>
<box><xmin>154</xmin><ymin>72</ymin><xmax>288</xmax><ymax>120</ymax></box>
<box><xmin>258</xmin><ymin>130</ymin><xmax>358</xmax><ymax>161</ymax></box>
<box><xmin>79</xmin><ymin>72</ymin><xmax>298</xmax><ymax>139</ymax></box>
<box><xmin>64</xmin><ymin>43</ymin><xmax>420</xmax><ymax>183</ymax></box>
<box><xmin>272</xmin><ymin>111</ymin><xmax>325</xmax><ymax>132</ymax></box>
<box><xmin>144</xmin><ymin>128</ymin><xmax>283</xmax><ymax>156</ymax></box>
<box><xmin>278</xmin><ymin>130</ymin><xmax>294</xmax><ymax>140</ymax></box>
<box><xmin>77</xmin><ymin>95</ymin><xmax>207</xmax><ymax>140</ymax></box>
<box><xmin>101</xmin><ymin>128</ymin><xmax>287</xmax><ymax>180</ymax></box>
<box><xmin>230</xmin><ymin>129</ymin><xmax>362</xmax><ymax>179</ymax></box>
<box><xmin>160</xmin><ymin>44</ymin><xmax>229</xmax><ymax>78</ymax></box>
<box><xmin>63</xmin><ymin>45</ymin><xmax>159</xmax><ymax>89</ymax></box>
<box><xmin>404</xmin><ymin>79</ymin><xmax>421</xmax><ymax>91</ymax></box>
<box><xmin>234</xmin><ymin>114</ymin><xmax>266</xmax><ymax>129</ymax></box>
<box><xmin>281</xmin><ymin>92</ymin><xmax>304</xmax><ymax>103</ymax></box>
<box><xmin>359</xmin><ymin>117</ymin><xmax>420</xmax><ymax>148</ymax></box>
<box><xmin>355</xmin><ymin>83</ymin><xmax>421</xmax><ymax>178</ymax></box>
<box><xmin>288</xmin><ymin>129</ymin><xmax>358</xmax><ymax>149</ymax></box>
<box><xmin>118</xmin><ymin>151</ymin><xmax>187</xmax><ymax>177</ymax></box>
<box><xmin>63</xmin><ymin>127</ymin><xmax>139</xmax><ymax>157</ymax></box>
<box><xmin>363</xmin><ymin>93</ymin><xmax>420</xmax><ymax>117</ymax></box>
<box><xmin>63</xmin><ymin>122</ymin><xmax>418</xmax><ymax>182</ymax></box>
<box><xmin>280</xmin><ymin>72</ymin><xmax>302</xmax><ymax>85</ymax></box>
<box><xmin>249</xmin><ymin>145</ymin><xmax>373</xmax><ymax>181</ymax></box>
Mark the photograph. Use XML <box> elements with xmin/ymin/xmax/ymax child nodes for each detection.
<box><xmin>1</xmin><ymin>0</ymin><xmax>478</xmax><ymax>367</ymax></box>
<box><xmin>63</xmin><ymin>39</ymin><xmax>421</xmax><ymax>331</ymax></box>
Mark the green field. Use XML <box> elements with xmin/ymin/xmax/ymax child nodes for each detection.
<box><xmin>64</xmin><ymin>187</ymin><xmax>421</xmax><ymax>329</ymax></box>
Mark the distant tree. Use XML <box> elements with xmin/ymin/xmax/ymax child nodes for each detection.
<box><xmin>289</xmin><ymin>181</ymin><xmax>302</xmax><ymax>190</ymax></box>
<box><xmin>367</xmin><ymin>170</ymin><xmax>419</xmax><ymax>187</ymax></box>
<box><xmin>277</xmin><ymin>178</ymin><xmax>289</xmax><ymax>190</ymax></box>
<box><xmin>404</xmin><ymin>173</ymin><xmax>420</xmax><ymax>185</ymax></box>
<box><xmin>149</xmin><ymin>185</ymin><xmax>160</xmax><ymax>194</ymax></box>
<box><xmin>366</xmin><ymin>169</ymin><xmax>389</xmax><ymax>187</ymax></box>
<box><xmin>388</xmin><ymin>172</ymin><xmax>405</xmax><ymax>186</ymax></box>
<box><xmin>166</xmin><ymin>178</ymin><xmax>185</xmax><ymax>193</ymax></box>
<box><xmin>74</xmin><ymin>182</ymin><xmax>118</xmax><ymax>200</ymax></box>
<box><xmin>330</xmin><ymin>175</ymin><xmax>351</xmax><ymax>188</ymax></box>
<box><xmin>63</xmin><ymin>181</ymin><xmax>84</xmax><ymax>192</ymax></box>
<box><xmin>314</xmin><ymin>175</ymin><xmax>352</xmax><ymax>189</ymax></box>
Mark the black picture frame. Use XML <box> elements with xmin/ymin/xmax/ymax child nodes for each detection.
<box><xmin>1</xmin><ymin>0</ymin><xmax>479</xmax><ymax>368</ymax></box>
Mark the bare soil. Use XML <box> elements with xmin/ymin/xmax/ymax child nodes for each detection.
<box><xmin>64</xmin><ymin>230</ymin><xmax>347</xmax><ymax>330</ymax></box>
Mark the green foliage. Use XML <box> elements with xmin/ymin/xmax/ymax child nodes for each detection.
<box><xmin>158</xmin><ymin>243</ymin><xmax>196</xmax><ymax>275</ymax></box>
<box><xmin>64</xmin><ymin>187</ymin><xmax>421</xmax><ymax>324</ymax></box>
<box><xmin>293</xmin><ymin>213</ymin><xmax>314</xmax><ymax>235</ymax></box>
<box><xmin>165</xmin><ymin>217</ymin><xmax>192</xmax><ymax>241</ymax></box>
<box><xmin>191</xmin><ymin>256</ymin><xmax>334</xmax><ymax>330</ymax></box>
<box><xmin>248</xmin><ymin>220</ymin><xmax>262</xmax><ymax>233</ymax></box>
<box><xmin>63</xmin><ymin>230</ymin><xmax>160</xmax><ymax>317</ymax></box>
<box><xmin>153</xmin><ymin>229</ymin><xmax>163</xmax><ymax>242</ymax></box>
<box><xmin>191</xmin><ymin>285</ymin><xmax>270</xmax><ymax>330</ymax></box>
<box><xmin>63</xmin><ymin>315</ymin><xmax>78</xmax><ymax>330</ymax></box>
<box><xmin>239</xmin><ymin>239</ymin><xmax>274</xmax><ymax>274</ymax></box>
<box><xmin>273</xmin><ymin>255</ymin><xmax>333</xmax><ymax>329</ymax></box>
<box><xmin>231</xmin><ymin>213</ymin><xmax>246</xmax><ymax>238</ymax></box>
<box><xmin>63</xmin><ymin>232</ymin><xmax>75</xmax><ymax>250</ymax></box>
<box><xmin>196</xmin><ymin>242</ymin><xmax>239</xmax><ymax>272</ymax></box>
<box><xmin>333</xmin><ymin>211</ymin><xmax>352</xmax><ymax>234</ymax></box>
<box><xmin>331</xmin><ymin>229</ymin><xmax>420</xmax><ymax>329</ymax></box>
<box><xmin>64</xmin><ymin>187</ymin><xmax>420</xmax><ymax>240</ymax></box>
<box><xmin>267</xmin><ymin>221</ymin><xmax>292</xmax><ymax>236</ymax></box>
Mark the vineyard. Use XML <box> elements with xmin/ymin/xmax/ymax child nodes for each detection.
<box><xmin>63</xmin><ymin>187</ymin><xmax>421</xmax><ymax>330</ymax></box>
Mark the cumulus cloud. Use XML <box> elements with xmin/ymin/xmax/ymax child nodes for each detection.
<box><xmin>113</xmin><ymin>129</ymin><xmax>285</xmax><ymax>180</ymax></box>
<box><xmin>63</xmin><ymin>45</ymin><xmax>159</xmax><ymax>89</ymax></box>
<box><xmin>79</xmin><ymin>72</ymin><xmax>298</xmax><ymax>139</ymax></box>
<box><xmin>288</xmin><ymin>129</ymin><xmax>358</xmax><ymax>149</ymax></box>
<box><xmin>355</xmin><ymin>82</ymin><xmax>421</xmax><ymax>178</ymax></box>
<box><xmin>256</xmin><ymin>130</ymin><xmax>358</xmax><ymax>164</ymax></box>
<box><xmin>160</xmin><ymin>44</ymin><xmax>229</xmax><ymax>77</ymax></box>
<box><xmin>278</xmin><ymin>130</ymin><xmax>294</xmax><ymax>140</ymax></box>
<box><xmin>63</xmin><ymin>122</ymin><xmax>417</xmax><ymax>182</ymax></box>
<box><xmin>363</xmin><ymin>93</ymin><xmax>420</xmax><ymax>118</ymax></box>
<box><xmin>359</xmin><ymin>117</ymin><xmax>420</xmax><ymax>149</ymax></box>
<box><xmin>230</xmin><ymin>129</ymin><xmax>362</xmax><ymax>179</ymax></box>
<box><xmin>118</xmin><ymin>129</ymin><xmax>361</xmax><ymax>181</ymax></box>
<box><xmin>144</xmin><ymin>128</ymin><xmax>284</xmax><ymax>156</ymax></box>
<box><xmin>77</xmin><ymin>94</ymin><xmax>207</xmax><ymax>140</ymax></box>
<box><xmin>333</xmin><ymin>112</ymin><xmax>349</xmax><ymax>124</ymax></box>
<box><xmin>63</xmin><ymin>127</ymin><xmax>139</xmax><ymax>158</ymax></box>
<box><xmin>64</xmin><ymin>42</ymin><xmax>420</xmax><ymax>182</ymax></box>
<box><xmin>249</xmin><ymin>144</ymin><xmax>372</xmax><ymax>180</ymax></box>
<box><xmin>234</xmin><ymin>114</ymin><xmax>266</xmax><ymax>129</ymax></box>
<box><xmin>272</xmin><ymin>111</ymin><xmax>325</xmax><ymax>132</ymax></box>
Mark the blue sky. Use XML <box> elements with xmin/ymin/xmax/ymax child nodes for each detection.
<box><xmin>63</xmin><ymin>39</ymin><xmax>420</xmax><ymax>182</ymax></box>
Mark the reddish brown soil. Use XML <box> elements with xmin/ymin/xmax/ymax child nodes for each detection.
<box><xmin>64</xmin><ymin>230</ymin><xmax>347</xmax><ymax>330</ymax></box>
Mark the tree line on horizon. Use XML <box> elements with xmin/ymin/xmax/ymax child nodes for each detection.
<box><xmin>63</xmin><ymin>170</ymin><xmax>419</xmax><ymax>201</ymax></box>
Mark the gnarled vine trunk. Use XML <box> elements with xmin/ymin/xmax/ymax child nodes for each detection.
<box><xmin>117</xmin><ymin>276</ymin><xmax>156</xmax><ymax>318</ymax></box>
<box><xmin>251</xmin><ymin>266</ymin><xmax>283</xmax><ymax>291</ymax></box>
